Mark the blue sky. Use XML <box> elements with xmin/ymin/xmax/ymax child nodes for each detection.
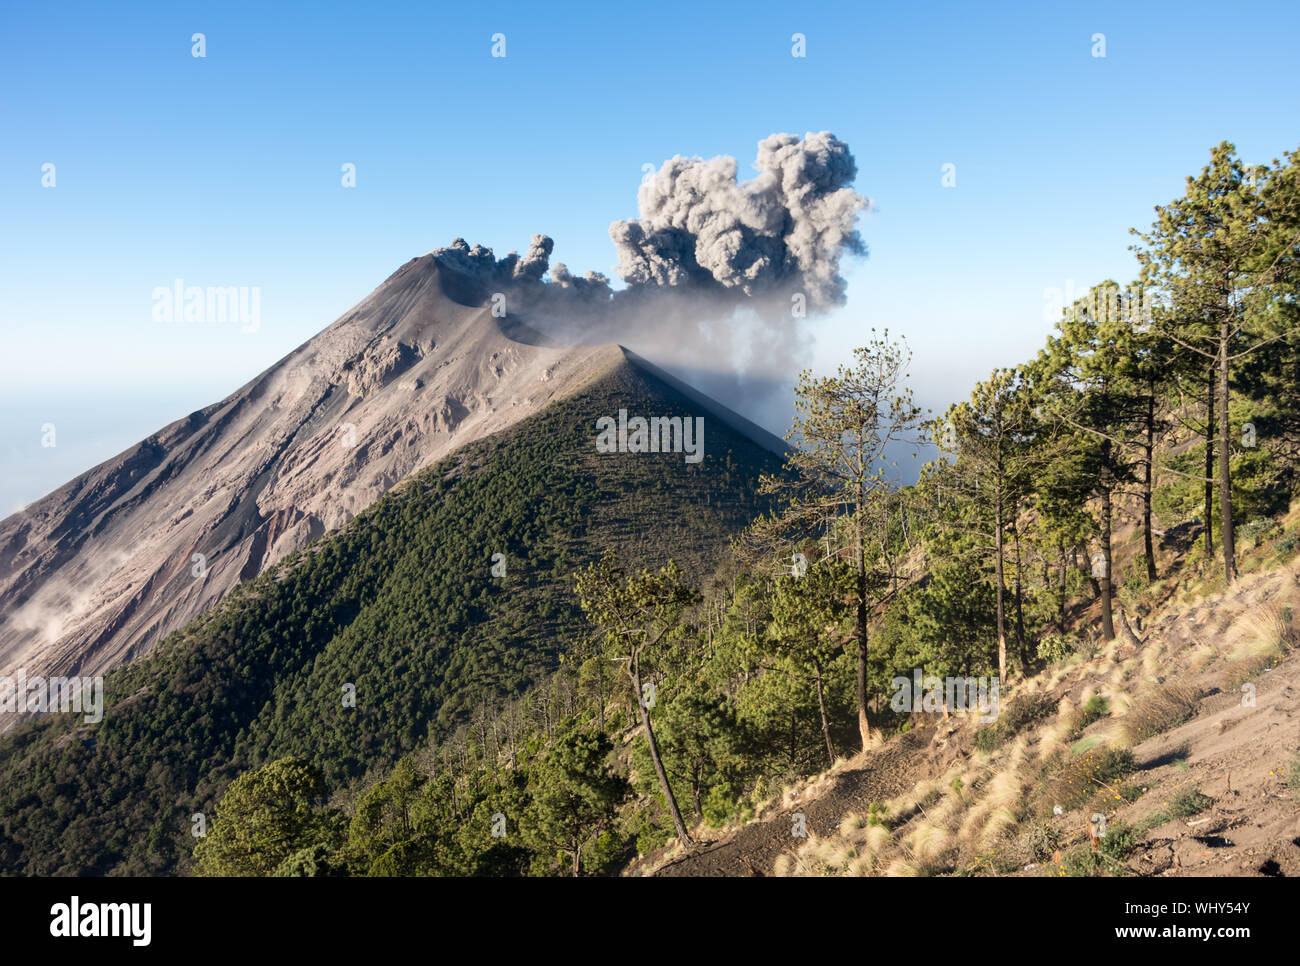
<box><xmin>3</xmin><ymin>0</ymin><xmax>1299</xmax><ymax>510</ymax></box>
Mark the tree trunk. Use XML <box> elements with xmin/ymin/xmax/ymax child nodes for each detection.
<box><xmin>813</xmin><ymin>659</ymin><xmax>836</xmax><ymax>768</ymax></box>
<box><xmin>994</xmin><ymin>487</ymin><xmax>1007</xmax><ymax>685</ymax></box>
<box><xmin>1099</xmin><ymin>476</ymin><xmax>1116</xmax><ymax>641</ymax></box>
<box><xmin>854</xmin><ymin>503</ymin><xmax>871</xmax><ymax>752</ymax></box>
<box><xmin>1204</xmin><ymin>360</ymin><xmax>1215</xmax><ymax>556</ymax></box>
<box><xmin>631</xmin><ymin>656</ymin><xmax>692</xmax><ymax>850</ymax></box>
<box><xmin>1143</xmin><ymin>387</ymin><xmax>1158</xmax><ymax>582</ymax></box>
<box><xmin>1012</xmin><ymin>516</ymin><xmax>1027</xmax><ymax>664</ymax></box>
<box><xmin>1218</xmin><ymin>315</ymin><xmax>1237</xmax><ymax>583</ymax></box>
<box><xmin>1057</xmin><ymin>542</ymin><xmax>1068</xmax><ymax>632</ymax></box>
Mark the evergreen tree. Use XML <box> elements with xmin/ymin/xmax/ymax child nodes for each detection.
<box><xmin>633</xmin><ymin>684</ymin><xmax>753</xmax><ymax>823</ymax></box>
<box><xmin>763</xmin><ymin>332</ymin><xmax>923</xmax><ymax>751</ymax></box>
<box><xmin>1039</xmin><ymin>285</ymin><xmax>1149</xmax><ymax>640</ymax></box>
<box><xmin>933</xmin><ymin>367</ymin><xmax>1039</xmax><ymax>680</ymax></box>
<box><xmin>193</xmin><ymin>757</ymin><xmax>336</xmax><ymax>876</ymax></box>
<box><xmin>575</xmin><ymin>551</ymin><xmax>699</xmax><ymax>851</ymax></box>
<box><xmin>523</xmin><ymin>729</ymin><xmax>626</xmax><ymax>877</ymax></box>
<box><xmin>1133</xmin><ymin>141</ymin><xmax>1300</xmax><ymax>583</ymax></box>
<box><xmin>766</xmin><ymin>561</ymin><xmax>853</xmax><ymax>765</ymax></box>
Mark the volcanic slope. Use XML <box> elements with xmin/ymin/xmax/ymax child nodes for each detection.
<box><xmin>0</xmin><ymin>348</ymin><xmax>787</xmax><ymax>875</ymax></box>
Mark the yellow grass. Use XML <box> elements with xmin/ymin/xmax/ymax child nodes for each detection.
<box><xmin>979</xmin><ymin>807</ymin><xmax>1019</xmax><ymax>850</ymax></box>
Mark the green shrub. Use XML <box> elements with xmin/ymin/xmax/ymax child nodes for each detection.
<box><xmin>1170</xmin><ymin>788</ymin><xmax>1212</xmax><ymax>818</ymax></box>
<box><xmin>1096</xmin><ymin>748</ymin><xmax>1136</xmax><ymax>784</ymax></box>
<box><xmin>1069</xmin><ymin>695</ymin><xmax>1111</xmax><ymax>741</ymax></box>
<box><xmin>1131</xmin><ymin>788</ymin><xmax>1210</xmax><ymax>835</ymax></box>
<box><xmin>1037</xmin><ymin>633</ymin><xmax>1076</xmax><ymax>664</ymax></box>
<box><xmin>1024</xmin><ymin>821</ymin><xmax>1062</xmax><ymax>861</ymax></box>
<box><xmin>975</xmin><ymin>693</ymin><xmax>1054</xmax><ymax>754</ymax></box>
<box><xmin>1002</xmin><ymin>693</ymin><xmax>1057</xmax><ymax>733</ymax></box>
<box><xmin>1238</xmin><ymin>517</ymin><xmax>1281</xmax><ymax>549</ymax></box>
<box><xmin>1100</xmin><ymin>819</ymin><xmax>1139</xmax><ymax>861</ymax></box>
<box><xmin>1115</xmin><ymin>782</ymin><xmax>1145</xmax><ymax>803</ymax></box>
<box><xmin>1041</xmin><ymin>747</ymin><xmax>1135</xmax><ymax>814</ymax></box>
<box><xmin>1059</xmin><ymin>846</ymin><xmax>1098</xmax><ymax>876</ymax></box>
<box><xmin>1058</xmin><ymin>845</ymin><xmax>1125</xmax><ymax>877</ymax></box>
<box><xmin>1057</xmin><ymin>820</ymin><xmax>1136</xmax><ymax>877</ymax></box>
<box><xmin>627</xmin><ymin>808</ymin><xmax>673</xmax><ymax>856</ymax></box>
<box><xmin>1080</xmin><ymin>695</ymin><xmax>1109</xmax><ymax>726</ymax></box>
<box><xmin>582</xmin><ymin>829</ymin><xmax>634</xmax><ymax>875</ymax></box>
<box><xmin>867</xmin><ymin>801</ymin><xmax>890</xmax><ymax>828</ymax></box>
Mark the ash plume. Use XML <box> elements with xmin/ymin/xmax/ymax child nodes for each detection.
<box><xmin>429</xmin><ymin>131</ymin><xmax>869</xmax><ymax>428</ymax></box>
<box><xmin>611</xmin><ymin>131</ymin><xmax>865</xmax><ymax>307</ymax></box>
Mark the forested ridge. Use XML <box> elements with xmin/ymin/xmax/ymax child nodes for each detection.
<box><xmin>0</xmin><ymin>358</ymin><xmax>782</xmax><ymax>875</ymax></box>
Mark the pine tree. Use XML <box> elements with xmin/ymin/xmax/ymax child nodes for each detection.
<box><xmin>575</xmin><ymin>551</ymin><xmax>699</xmax><ymax>851</ymax></box>
<box><xmin>932</xmin><ymin>367</ymin><xmax>1040</xmax><ymax>680</ymax></box>
<box><xmin>761</xmin><ymin>332</ymin><xmax>923</xmax><ymax>751</ymax></box>
<box><xmin>1132</xmin><ymin>141</ymin><xmax>1300</xmax><ymax>584</ymax></box>
<box><xmin>1039</xmin><ymin>284</ymin><xmax>1149</xmax><ymax>641</ymax></box>
<box><xmin>522</xmin><ymin>728</ymin><xmax>626</xmax><ymax>877</ymax></box>
<box><xmin>193</xmin><ymin>757</ymin><xmax>335</xmax><ymax>876</ymax></box>
<box><xmin>766</xmin><ymin>561</ymin><xmax>853</xmax><ymax>765</ymax></box>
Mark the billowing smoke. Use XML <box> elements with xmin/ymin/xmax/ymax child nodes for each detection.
<box><xmin>429</xmin><ymin>132</ymin><xmax>869</xmax><ymax>431</ymax></box>
<box><xmin>611</xmin><ymin>131</ymin><xmax>864</xmax><ymax>308</ymax></box>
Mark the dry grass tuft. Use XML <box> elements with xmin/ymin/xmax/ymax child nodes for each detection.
<box><xmin>844</xmin><ymin>853</ymin><xmax>876</xmax><ymax>876</ymax></box>
<box><xmin>1142</xmin><ymin>641</ymin><xmax>1169</xmax><ymax>677</ymax></box>
<box><xmin>889</xmin><ymin>778</ymin><xmax>942</xmax><ymax>823</ymax></box>
<box><xmin>979</xmin><ymin>807</ymin><xmax>1019</xmax><ymax>850</ymax></box>
<box><xmin>883</xmin><ymin>857</ymin><xmax>923</xmax><ymax>877</ymax></box>
<box><xmin>1187</xmin><ymin>643</ymin><xmax>1217</xmax><ymax>672</ymax></box>
<box><xmin>984</xmin><ymin>767</ymin><xmax>1025</xmax><ymax>811</ymax></box>
<box><xmin>1037</xmin><ymin>718</ymin><xmax>1074</xmax><ymax>759</ymax></box>
<box><xmin>1226</xmin><ymin>602</ymin><xmax>1292</xmax><ymax>663</ymax></box>
<box><xmin>1119</xmin><ymin>682</ymin><xmax>1201</xmax><ymax>746</ymax></box>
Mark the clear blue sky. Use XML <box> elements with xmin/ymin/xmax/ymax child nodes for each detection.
<box><xmin>3</xmin><ymin>0</ymin><xmax>1298</xmax><ymax>511</ymax></box>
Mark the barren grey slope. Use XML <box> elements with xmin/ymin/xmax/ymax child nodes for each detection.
<box><xmin>0</xmin><ymin>255</ymin><xmax>623</xmax><ymax>689</ymax></box>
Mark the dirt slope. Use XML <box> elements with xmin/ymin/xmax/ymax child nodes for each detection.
<box><xmin>652</xmin><ymin>726</ymin><xmax>940</xmax><ymax>876</ymax></box>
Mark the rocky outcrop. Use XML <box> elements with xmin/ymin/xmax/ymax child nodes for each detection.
<box><xmin>343</xmin><ymin>340</ymin><xmax>421</xmax><ymax>397</ymax></box>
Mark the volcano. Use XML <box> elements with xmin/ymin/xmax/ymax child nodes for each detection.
<box><xmin>0</xmin><ymin>253</ymin><xmax>787</xmax><ymax>695</ymax></box>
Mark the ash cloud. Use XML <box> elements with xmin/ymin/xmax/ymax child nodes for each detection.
<box><xmin>429</xmin><ymin>132</ymin><xmax>869</xmax><ymax>430</ymax></box>
<box><xmin>610</xmin><ymin>131</ymin><xmax>865</xmax><ymax>308</ymax></box>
